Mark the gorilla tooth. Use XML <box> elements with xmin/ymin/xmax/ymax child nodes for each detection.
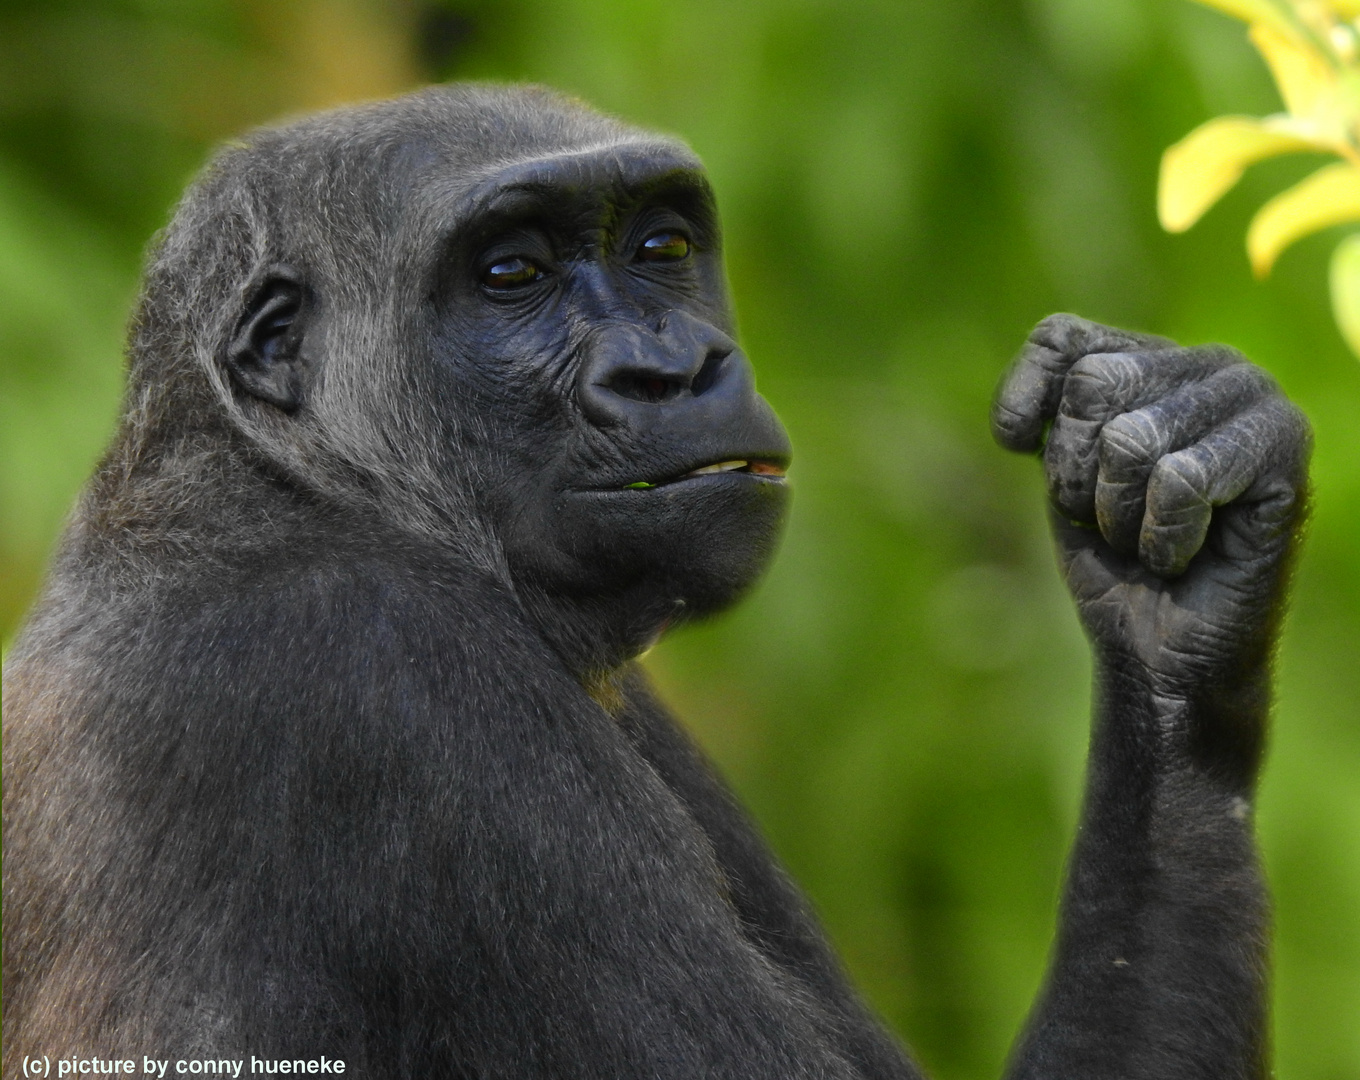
<box><xmin>684</xmin><ymin>460</ymin><xmax>748</xmax><ymax>477</ymax></box>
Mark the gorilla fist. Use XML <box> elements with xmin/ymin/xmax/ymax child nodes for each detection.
<box><xmin>992</xmin><ymin>314</ymin><xmax>1310</xmax><ymax>699</ymax></box>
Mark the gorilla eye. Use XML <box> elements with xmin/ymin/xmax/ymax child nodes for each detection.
<box><xmin>482</xmin><ymin>257</ymin><xmax>544</xmax><ymax>289</ymax></box>
<box><xmin>638</xmin><ymin>232</ymin><xmax>690</xmax><ymax>262</ymax></box>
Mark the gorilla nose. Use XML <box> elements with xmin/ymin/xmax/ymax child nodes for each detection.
<box><xmin>576</xmin><ymin>311</ymin><xmax>749</xmax><ymax>428</ymax></box>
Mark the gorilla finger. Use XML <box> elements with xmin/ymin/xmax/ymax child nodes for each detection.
<box><xmin>1095</xmin><ymin>363</ymin><xmax>1276</xmax><ymax>555</ymax></box>
<box><xmin>1045</xmin><ymin>413</ymin><xmax>1104</xmax><ymax>522</ymax></box>
<box><xmin>991</xmin><ymin>313</ymin><xmax>1168</xmax><ymax>453</ymax></box>
<box><xmin>1207</xmin><ymin>406</ymin><xmax>1311</xmax><ymax>567</ymax></box>
<box><xmin>1139</xmin><ymin>399</ymin><xmax>1309</xmax><ymax>578</ymax></box>
<box><xmin>1042</xmin><ymin>347</ymin><xmax>1233</xmax><ymax>523</ymax></box>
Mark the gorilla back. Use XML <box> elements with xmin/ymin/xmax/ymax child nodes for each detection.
<box><xmin>3</xmin><ymin>85</ymin><xmax>1308</xmax><ymax>1080</ymax></box>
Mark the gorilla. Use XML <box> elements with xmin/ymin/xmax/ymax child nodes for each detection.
<box><xmin>2</xmin><ymin>85</ymin><xmax>1310</xmax><ymax>1079</ymax></box>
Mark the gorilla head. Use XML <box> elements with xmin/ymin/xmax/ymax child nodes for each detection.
<box><xmin>126</xmin><ymin>84</ymin><xmax>791</xmax><ymax>672</ymax></box>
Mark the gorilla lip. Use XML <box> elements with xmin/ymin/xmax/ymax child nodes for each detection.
<box><xmin>624</xmin><ymin>459</ymin><xmax>788</xmax><ymax>490</ymax></box>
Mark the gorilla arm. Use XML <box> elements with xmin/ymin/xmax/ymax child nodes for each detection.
<box><xmin>992</xmin><ymin>315</ymin><xmax>1310</xmax><ymax>1080</ymax></box>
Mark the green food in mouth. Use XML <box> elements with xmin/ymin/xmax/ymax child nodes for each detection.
<box><xmin>621</xmin><ymin>460</ymin><xmax>790</xmax><ymax>491</ymax></box>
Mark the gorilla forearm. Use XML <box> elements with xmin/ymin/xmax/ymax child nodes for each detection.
<box><xmin>1007</xmin><ymin>666</ymin><xmax>1269</xmax><ymax>1080</ymax></box>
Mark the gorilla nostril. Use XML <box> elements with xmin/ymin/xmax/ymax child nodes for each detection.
<box><xmin>607</xmin><ymin>372</ymin><xmax>684</xmax><ymax>404</ymax></box>
<box><xmin>690</xmin><ymin>351</ymin><xmax>727</xmax><ymax>396</ymax></box>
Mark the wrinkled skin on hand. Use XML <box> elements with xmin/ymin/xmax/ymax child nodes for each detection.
<box><xmin>992</xmin><ymin>314</ymin><xmax>1310</xmax><ymax>698</ymax></box>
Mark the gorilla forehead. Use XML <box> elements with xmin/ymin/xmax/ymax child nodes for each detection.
<box><xmin>237</xmin><ymin>84</ymin><xmax>707</xmax><ymax>242</ymax></box>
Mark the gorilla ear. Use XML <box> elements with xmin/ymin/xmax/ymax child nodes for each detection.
<box><xmin>226</xmin><ymin>270</ymin><xmax>311</xmax><ymax>412</ymax></box>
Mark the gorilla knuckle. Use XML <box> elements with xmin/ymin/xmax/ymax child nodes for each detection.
<box><xmin>1029</xmin><ymin>311</ymin><xmax>1090</xmax><ymax>351</ymax></box>
<box><xmin>1215</xmin><ymin>359</ymin><xmax>1278</xmax><ymax>405</ymax></box>
<box><xmin>989</xmin><ymin>399</ymin><xmax>1037</xmax><ymax>450</ymax></box>
<box><xmin>1099</xmin><ymin>411</ymin><xmax>1163</xmax><ymax>472</ymax></box>
<box><xmin>1062</xmin><ymin>353</ymin><xmax>1128</xmax><ymax>416</ymax></box>
<box><xmin>1147</xmin><ymin>450</ymin><xmax>1210</xmax><ymax>513</ymax></box>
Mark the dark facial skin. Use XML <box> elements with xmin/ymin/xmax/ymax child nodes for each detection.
<box><xmin>0</xmin><ymin>87</ymin><xmax>1311</xmax><ymax>1080</ymax></box>
<box><xmin>429</xmin><ymin>148</ymin><xmax>791</xmax><ymax>667</ymax></box>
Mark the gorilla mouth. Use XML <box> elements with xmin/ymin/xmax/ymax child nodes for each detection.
<box><xmin>624</xmin><ymin>459</ymin><xmax>788</xmax><ymax>490</ymax></box>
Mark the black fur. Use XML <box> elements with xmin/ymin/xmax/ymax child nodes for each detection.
<box><xmin>2</xmin><ymin>87</ymin><xmax>1309</xmax><ymax>1079</ymax></box>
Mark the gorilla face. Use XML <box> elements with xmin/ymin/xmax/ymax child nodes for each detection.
<box><xmin>426</xmin><ymin>142</ymin><xmax>792</xmax><ymax>646</ymax></box>
<box><xmin>224</xmin><ymin>106</ymin><xmax>791</xmax><ymax>668</ymax></box>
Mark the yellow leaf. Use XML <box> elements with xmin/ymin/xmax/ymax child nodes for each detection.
<box><xmin>1330</xmin><ymin>0</ymin><xmax>1360</xmax><ymax>16</ymax></box>
<box><xmin>1329</xmin><ymin>231</ymin><xmax>1360</xmax><ymax>359</ymax></box>
<box><xmin>1189</xmin><ymin>0</ymin><xmax>1308</xmax><ymax>40</ymax></box>
<box><xmin>1249</xmin><ymin>22</ymin><xmax>1337</xmax><ymax>115</ymax></box>
<box><xmin>1248</xmin><ymin>161</ymin><xmax>1360</xmax><ymax>274</ymax></box>
<box><xmin>1158</xmin><ymin>115</ymin><xmax>1322</xmax><ymax>232</ymax></box>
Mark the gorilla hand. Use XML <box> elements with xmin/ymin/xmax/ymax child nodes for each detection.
<box><xmin>991</xmin><ymin>313</ymin><xmax>1310</xmax><ymax>700</ymax></box>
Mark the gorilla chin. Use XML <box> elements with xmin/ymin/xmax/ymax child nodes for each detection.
<box><xmin>567</xmin><ymin>465</ymin><xmax>789</xmax><ymax>594</ymax></box>
<box><xmin>512</xmin><ymin>465</ymin><xmax>791</xmax><ymax>665</ymax></box>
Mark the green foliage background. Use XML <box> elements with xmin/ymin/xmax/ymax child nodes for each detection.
<box><xmin>1</xmin><ymin>0</ymin><xmax>1357</xmax><ymax>1076</ymax></box>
